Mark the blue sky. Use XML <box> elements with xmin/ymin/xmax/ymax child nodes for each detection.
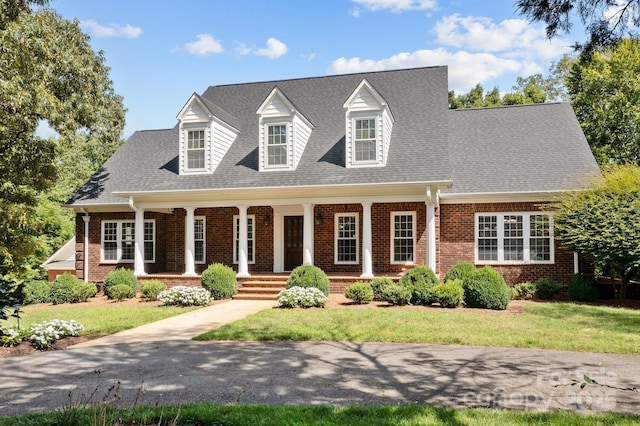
<box><xmin>48</xmin><ymin>0</ymin><xmax>582</xmax><ymax>137</ymax></box>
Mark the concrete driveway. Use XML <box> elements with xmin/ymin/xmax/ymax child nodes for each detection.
<box><xmin>1</xmin><ymin>300</ymin><xmax>639</xmax><ymax>417</ymax></box>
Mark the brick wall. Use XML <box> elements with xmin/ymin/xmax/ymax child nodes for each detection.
<box><xmin>439</xmin><ymin>202</ymin><xmax>579</xmax><ymax>285</ymax></box>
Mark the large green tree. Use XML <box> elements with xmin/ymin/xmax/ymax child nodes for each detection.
<box><xmin>553</xmin><ymin>165</ymin><xmax>640</xmax><ymax>299</ymax></box>
<box><xmin>0</xmin><ymin>0</ymin><xmax>125</xmax><ymax>282</ymax></box>
<box><xmin>567</xmin><ymin>38</ymin><xmax>640</xmax><ymax>164</ymax></box>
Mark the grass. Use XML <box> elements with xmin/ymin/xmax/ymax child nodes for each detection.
<box><xmin>196</xmin><ymin>302</ymin><xmax>640</xmax><ymax>354</ymax></box>
<box><xmin>4</xmin><ymin>303</ymin><xmax>198</xmax><ymax>338</ymax></box>
<box><xmin>1</xmin><ymin>403</ymin><xmax>640</xmax><ymax>426</ymax></box>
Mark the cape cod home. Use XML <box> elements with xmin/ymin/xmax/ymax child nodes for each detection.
<box><xmin>65</xmin><ymin>66</ymin><xmax>599</xmax><ymax>293</ymax></box>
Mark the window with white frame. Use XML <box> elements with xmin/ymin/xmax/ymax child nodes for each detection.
<box><xmin>187</xmin><ymin>129</ymin><xmax>206</xmax><ymax>170</ymax></box>
<box><xmin>391</xmin><ymin>212</ymin><xmax>416</xmax><ymax>264</ymax></box>
<box><xmin>194</xmin><ymin>217</ymin><xmax>205</xmax><ymax>264</ymax></box>
<box><xmin>266</xmin><ymin>124</ymin><xmax>288</xmax><ymax>167</ymax></box>
<box><xmin>475</xmin><ymin>213</ymin><xmax>553</xmax><ymax>264</ymax></box>
<box><xmin>233</xmin><ymin>215</ymin><xmax>255</xmax><ymax>264</ymax></box>
<box><xmin>101</xmin><ymin>220</ymin><xmax>155</xmax><ymax>263</ymax></box>
<box><xmin>354</xmin><ymin>118</ymin><xmax>377</xmax><ymax>162</ymax></box>
<box><xmin>335</xmin><ymin>213</ymin><xmax>358</xmax><ymax>264</ymax></box>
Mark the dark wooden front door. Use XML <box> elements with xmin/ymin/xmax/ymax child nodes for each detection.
<box><xmin>284</xmin><ymin>216</ymin><xmax>304</xmax><ymax>271</ymax></box>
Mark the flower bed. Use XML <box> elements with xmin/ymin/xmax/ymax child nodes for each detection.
<box><xmin>158</xmin><ymin>286</ymin><xmax>211</xmax><ymax>306</ymax></box>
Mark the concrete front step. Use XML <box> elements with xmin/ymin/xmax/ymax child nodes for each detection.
<box><xmin>233</xmin><ymin>293</ymin><xmax>281</xmax><ymax>301</ymax></box>
<box><xmin>235</xmin><ymin>279</ymin><xmax>286</xmax><ymax>300</ymax></box>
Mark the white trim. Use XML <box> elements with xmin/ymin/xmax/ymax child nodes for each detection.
<box><xmin>184</xmin><ymin>128</ymin><xmax>208</xmax><ymax>173</ymax></box>
<box><xmin>100</xmin><ymin>219</ymin><xmax>155</xmax><ymax>264</ymax></box>
<box><xmin>390</xmin><ymin>211</ymin><xmax>417</xmax><ymax>265</ymax></box>
<box><xmin>233</xmin><ymin>214</ymin><xmax>256</xmax><ymax>264</ymax></box>
<box><xmin>194</xmin><ymin>216</ymin><xmax>206</xmax><ymax>264</ymax></box>
<box><xmin>350</xmin><ymin>115</ymin><xmax>381</xmax><ymax>167</ymax></box>
<box><xmin>263</xmin><ymin>121</ymin><xmax>291</xmax><ymax>170</ymax></box>
<box><xmin>440</xmin><ymin>190</ymin><xmax>567</xmax><ymax>204</ymax></box>
<box><xmin>334</xmin><ymin>213</ymin><xmax>359</xmax><ymax>265</ymax></box>
<box><xmin>474</xmin><ymin>212</ymin><xmax>554</xmax><ymax>265</ymax></box>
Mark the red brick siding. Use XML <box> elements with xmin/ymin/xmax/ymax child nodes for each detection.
<box><xmin>439</xmin><ymin>202</ymin><xmax>577</xmax><ymax>285</ymax></box>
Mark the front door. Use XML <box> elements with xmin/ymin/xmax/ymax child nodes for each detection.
<box><xmin>284</xmin><ymin>216</ymin><xmax>303</xmax><ymax>271</ymax></box>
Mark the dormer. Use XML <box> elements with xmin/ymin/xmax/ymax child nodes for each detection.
<box><xmin>257</xmin><ymin>87</ymin><xmax>313</xmax><ymax>172</ymax></box>
<box><xmin>177</xmin><ymin>93</ymin><xmax>239</xmax><ymax>175</ymax></box>
<box><xmin>343</xmin><ymin>79</ymin><xmax>394</xmax><ymax>168</ymax></box>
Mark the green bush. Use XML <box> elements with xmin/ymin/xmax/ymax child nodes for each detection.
<box><xmin>568</xmin><ymin>273</ymin><xmax>600</xmax><ymax>302</ymax></box>
<box><xmin>510</xmin><ymin>282</ymin><xmax>537</xmax><ymax>300</ymax></box>
<box><xmin>201</xmin><ymin>263</ymin><xmax>238</xmax><ymax>299</ymax></box>
<box><xmin>286</xmin><ymin>264</ymin><xmax>330</xmax><ymax>296</ymax></box>
<box><xmin>50</xmin><ymin>274</ymin><xmax>82</xmax><ymax>304</ymax></box>
<box><xmin>444</xmin><ymin>261</ymin><xmax>477</xmax><ymax>283</ymax></box>
<box><xmin>76</xmin><ymin>282</ymin><xmax>97</xmax><ymax>302</ymax></box>
<box><xmin>344</xmin><ymin>282</ymin><xmax>374</xmax><ymax>304</ymax></box>
<box><xmin>463</xmin><ymin>266</ymin><xmax>510</xmax><ymax>310</ymax></box>
<box><xmin>369</xmin><ymin>276</ymin><xmax>394</xmax><ymax>301</ymax></box>
<box><xmin>108</xmin><ymin>284</ymin><xmax>131</xmax><ymax>302</ymax></box>
<box><xmin>398</xmin><ymin>266</ymin><xmax>439</xmax><ymax>305</ymax></box>
<box><xmin>103</xmin><ymin>268</ymin><xmax>137</xmax><ymax>299</ymax></box>
<box><xmin>535</xmin><ymin>278</ymin><xmax>561</xmax><ymax>300</ymax></box>
<box><xmin>141</xmin><ymin>280</ymin><xmax>167</xmax><ymax>301</ymax></box>
<box><xmin>21</xmin><ymin>280</ymin><xmax>51</xmax><ymax>305</ymax></box>
<box><xmin>434</xmin><ymin>280</ymin><xmax>464</xmax><ymax>308</ymax></box>
<box><xmin>383</xmin><ymin>285</ymin><xmax>412</xmax><ymax>306</ymax></box>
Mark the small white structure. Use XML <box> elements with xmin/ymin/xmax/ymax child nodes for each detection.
<box><xmin>41</xmin><ymin>237</ymin><xmax>75</xmax><ymax>282</ymax></box>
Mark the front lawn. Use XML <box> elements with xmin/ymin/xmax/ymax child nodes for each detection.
<box><xmin>196</xmin><ymin>302</ymin><xmax>640</xmax><ymax>354</ymax></box>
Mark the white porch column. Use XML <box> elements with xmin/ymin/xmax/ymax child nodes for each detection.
<box><xmin>426</xmin><ymin>186</ymin><xmax>437</xmax><ymax>273</ymax></box>
<box><xmin>361</xmin><ymin>201</ymin><xmax>373</xmax><ymax>278</ymax></box>
<box><xmin>134</xmin><ymin>206</ymin><xmax>147</xmax><ymax>276</ymax></box>
<box><xmin>302</xmin><ymin>203</ymin><xmax>313</xmax><ymax>265</ymax></box>
<box><xmin>183</xmin><ymin>207</ymin><xmax>196</xmax><ymax>276</ymax></box>
<box><xmin>237</xmin><ymin>205</ymin><xmax>250</xmax><ymax>277</ymax></box>
<box><xmin>82</xmin><ymin>214</ymin><xmax>90</xmax><ymax>282</ymax></box>
<box><xmin>573</xmin><ymin>252</ymin><xmax>580</xmax><ymax>275</ymax></box>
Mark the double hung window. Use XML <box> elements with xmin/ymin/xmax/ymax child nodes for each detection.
<box><xmin>101</xmin><ymin>220</ymin><xmax>155</xmax><ymax>263</ymax></box>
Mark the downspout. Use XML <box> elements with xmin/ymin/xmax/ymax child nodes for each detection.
<box><xmin>80</xmin><ymin>208</ymin><xmax>90</xmax><ymax>283</ymax></box>
<box><xmin>128</xmin><ymin>196</ymin><xmax>137</xmax><ymax>213</ymax></box>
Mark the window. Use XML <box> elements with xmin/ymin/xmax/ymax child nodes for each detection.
<box><xmin>187</xmin><ymin>130</ymin><xmax>205</xmax><ymax>170</ymax></box>
<box><xmin>233</xmin><ymin>215</ymin><xmax>255</xmax><ymax>264</ymax></box>
<box><xmin>391</xmin><ymin>212</ymin><xmax>416</xmax><ymax>264</ymax></box>
<box><xmin>101</xmin><ymin>220</ymin><xmax>155</xmax><ymax>263</ymax></box>
<box><xmin>354</xmin><ymin>118</ymin><xmax>377</xmax><ymax>162</ymax></box>
<box><xmin>475</xmin><ymin>213</ymin><xmax>553</xmax><ymax>264</ymax></box>
<box><xmin>194</xmin><ymin>217</ymin><xmax>205</xmax><ymax>264</ymax></box>
<box><xmin>335</xmin><ymin>214</ymin><xmax>358</xmax><ymax>264</ymax></box>
<box><xmin>267</xmin><ymin>124</ymin><xmax>287</xmax><ymax>166</ymax></box>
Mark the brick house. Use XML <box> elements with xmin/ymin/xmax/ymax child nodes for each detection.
<box><xmin>65</xmin><ymin>67</ymin><xmax>599</xmax><ymax>291</ymax></box>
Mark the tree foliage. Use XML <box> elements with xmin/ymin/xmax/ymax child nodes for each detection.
<box><xmin>567</xmin><ymin>38</ymin><xmax>640</xmax><ymax>164</ymax></box>
<box><xmin>0</xmin><ymin>0</ymin><xmax>125</xmax><ymax>279</ymax></box>
<box><xmin>515</xmin><ymin>0</ymin><xmax>640</xmax><ymax>50</ymax></box>
<box><xmin>552</xmin><ymin>165</ymin><xmax>640</xmax><ymax>299</ymax></box>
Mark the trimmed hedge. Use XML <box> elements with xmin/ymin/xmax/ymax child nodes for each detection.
<box><xmin>286</xmin><ymin>265</ymin><xmax>330</xmax><ymax>296</ymax></box>
<box><xmin>345</xmin><ymin>282</ymin><xmax>374</xmax><ymax>304</ymax></box>
<box><xmin>50</xmin><ymin>274</ymin><xmax>97</xmax><ymax>304</ymax></box>
<box><xmin>383</xmin><ymin>285</ymin><xmax>412</xmax><ymax>306</ymax></box>
<box><xmin>444</xmin><ymin>261</ymin><xmax>476</xmax><ymax>283</ymax></box>
<box><xmin>201</xmin><ymin>263</ymin><xmax>238</xmax><ymax>299</ymax></box>
<box><xmin>109</xmin><ymin>284</ymin><xmax>132</xmax><ymax>302</ymax></box>
<box><xmin>535</xmin><ymin>278</ymin><xmax>561</xmax><ymax>300</ymax></box>
<box><xmin>568</xmin><ymin>273</ymin><xmax>600</xmax><ymax>302</ymax></box>
<box><xmin>510</xmin><ymin>282</ymin><xmax>537</xmax><ymax>300</ymax></box>
<box><xmin>434</xmin><ymin>280</ymin><xmax>464</xmax><ymax>308</ymax></box>
<box><xmin>463</xmin><ymin>266</ymin><xmax>510</xmax><ymax>310</ymax></box>
<box><xmin>21</xmin><ymin>280</ymin><xmax>51</xmax><ymax>305</ymax></box>
<box><xmin>370</xmin><ymin>277</ymin><xmax>394</xmax><ymax>301</ymax></box>
<box><xmin>398</xmin><ymin>266</ymin><xmax>439</xmax><ymax>305</ymax></box>
<box><xmin>141</xmin><ymin>280</ymin><xmax>167</xmax><ymax>301</ymax></box>
<box><xmin>103</xmin><ymin>268</ymin><xmax>137</xmax><ymax>299</ymax></box>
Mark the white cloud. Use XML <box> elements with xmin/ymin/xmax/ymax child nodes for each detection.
<box><xmin>81</xmin><ymin>20</ymin><xmax>142</xmax><ymax>38</ymax></box>
<box><xmin>184</xmin><ymin>34</ymin><xmax>224</xmax><ymax>56</ymax></box>
<box><xmin>350</xmin><ymin>7</ymin><xmax>361</xmax><ymax>18</ymax></box>
<box><xmin>352</xmin><ymin>0</ymin><xmax>437</xmax><ymax>12</ymax></box>
<box><xmin>237</xmin><ymin>37</ymin><xmax>288</xmax><ymax>59</ymax></box>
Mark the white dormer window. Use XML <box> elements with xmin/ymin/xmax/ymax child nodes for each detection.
<box><xmin>267</xmin><ymin>124</ymin><xmax>288</xmax><ymax>167</ymax></box>
<box><xmin>187</xmin><ymin>130</ymin><xmax>206</xmax><ymax>170</ymax></box>
<box><xmin>344</xmin><ymin>79</ymin><xmax>394</xmax><ymax>168</ymax></box>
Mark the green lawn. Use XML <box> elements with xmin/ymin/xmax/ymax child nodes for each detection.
<box><xmin>196</xmin><ymin>302</ymin><xmax>640</xmax><ymax>354</ymax></box>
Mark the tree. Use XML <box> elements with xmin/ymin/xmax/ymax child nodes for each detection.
<box><xmin>552</xmin><ymin>165</ymin><xmax>640</xmax><ymax>299</ymax></box>
<box><xmin>515</xmin><ymin>0</ymin><xmax>640</xmax><ymax>50</ymax></box>
<box><xmin>567</xmin><ymin>38</ymin><xmax>640</xmax><ymax>164</ymax></box>
<box><xmin>0</xmin><ymin>1</ymin><xmax>125</xmax><ymax>279</ymax></box>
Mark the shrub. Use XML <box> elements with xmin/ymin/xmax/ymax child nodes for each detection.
<box><xmin>510</xmin><ymin>282</ymin><xmax>537</xmax><ymax>300</ymax></box>
<box><xmin>344</xmin><ymin>282</ymin><xmax>374</xmax><ymax>304</ymax></box>
<box><xmin>398</xmin><ymin>266</ymin><xmax>439</xmax><ymax>305</ymax></box>
<box><xmin>103</xmin><ymin>268</ymin><xmax>137</xmax><ymax>299</ymax></box>
<box><xmin>1</xmin><ymin>326</ymin><xmax>26</xmax><ymax>347</ymax></box>
<box><xmin>50</xmin><ymin>274</ymin><xmax>83</xmax><ymax>304</ymax></box>
<box><xmin>568</xmin><ymin>273</ymin><xmax>600</xmax><ymax>302</ymax></box>
<box><xmin>141</xmin><ymin>280</ymin><xmax>167</xmax><ymax>300</ymax></box>
<box><xmin>463</xmin><ymin>266</ymin><xmax>510</xmax><ymax>310</ymax></box>
<box><xmin>535</xmin><ymin>278</ymin><xmax>561</xmax><ymax>300</ymax></box>
<box><xmin>444</xmin><ymin>261</ymin><xmax>477</xmax><ymax>283</ymax></box>
<box><xmin>382</xmin><ymin>285</ymin><xmax>412</xmax><ymax>306</ymax></box>
<box><xmin>108</xmin><ymin>284</ymin><xmax>132</xmax><ymax>302</ymax></box>
<box><xmin>158</xmin><ymin>286</ymin><xmax>211</xmax><ymax>306</ymax></box>
<box><xmin>434</xmin><ymin>280</ymin><xmax>464</xmax><ymax>308</ymax></box>
<box><xmin>76</xmin><ymin>282</ymin><xmax>97</xmax><ymax>302</ymax></box>
<box><xmin>201</xmin><ymin>263</ymin><xmax>238</xmax><ymax>300</ymax></box>
<box><xmin>286</xmin><ymin>265</ymin><xmax>330</xmax><ymax>296</ymax></box>
<box><xmin>29</xmin><ymin>319</ymin><xmax>84</xmax><ymax>349</ymax></box>
<box><xmin>369</xmin><ymin>277</ymin><xmax>394</xmax><ymax>301</ymax></box>
<box><xmin>21</xmin><ymin>280</ymin><xmax>51</xmax><ymax>305</ymax></box>
<box><xmin>277</xmin><ymin>286</ymin><xmax>328</xmax><ymax>308</ymax></box>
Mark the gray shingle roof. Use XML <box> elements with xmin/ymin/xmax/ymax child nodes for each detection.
<box><xmin>66</xmin><ymin>66</ymin><xmax>598</xmax><ymax>207</ymax></box>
